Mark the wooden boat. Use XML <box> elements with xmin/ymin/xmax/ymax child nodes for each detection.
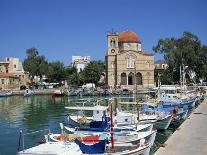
<box><xmin>64</xmin><ymin>105</ymin><xmax>154</xmax><ymax>133</ymax></box>
<box><xmin>0</xmin><ymin>90</ymin><xmax>12</xmax><ymax>97</ymax></box>
<box><xmin>52</xmin><ymin>89</ymin><xmax>64</xmax><ymax>97</ymax></box>
<box><xmin>49</xmin><ymin>130</ymin><xmax>156</xmax><ymax>148</ymax></box>
<box><xmin>115</xmin><ymin>110</ymin><xmax>172</xmax><ymax>130</ymax></box>
<box><xmin>24</xmin><ymin>89</ymin><xmax>34</xmax><ymax>97</ymax></box>
<box><xmin>17</xmin><ymin>140</ymin><xmax>150</xmax><ymax>155</ymax></box>
<box><xmin>17</xmin><ymin>102</ymin><xmax>151</xmax><ymax>155</ymax></box>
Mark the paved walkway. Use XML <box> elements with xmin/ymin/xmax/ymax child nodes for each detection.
<box><xmin>154</xmin><ymin>99</ymin><xmax>207</xmax><ymax>155</ymax></box>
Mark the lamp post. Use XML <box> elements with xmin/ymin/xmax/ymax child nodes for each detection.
<box><xmin>134</xmin><ymin>61</ymin><xmax>137</xmax><ymax>95</ymax></box>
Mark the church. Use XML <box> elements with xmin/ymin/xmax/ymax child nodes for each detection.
<box><xmin>105</xmin><ymin>30</ymin><xmax>155</xmax><ymax>90</ymax></box>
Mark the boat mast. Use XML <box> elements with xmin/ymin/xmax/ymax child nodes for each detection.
<box><xmin>136</xmin><ymin>100</ymin><xmax>140</xmax><ymax>129</ymax></box>
<box><xmin>109</xmin><ymin>97</ymin><xmax>114</xmax><ymax>149</ymax></box>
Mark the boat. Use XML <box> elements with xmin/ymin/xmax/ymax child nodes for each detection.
<box><xmin>115</xmin><ymin>110</ymin><xmax>172</xmax><ymax>130</ymax></box>
<box><xmin>65</xmin><ymin>89</ymin><xmax>78</xmax><ymax>96</ymax></box>
<box><xmin>17</xmin><ymin>139</ymin><xmax>150</xmax><ymax>155</ymax></box>
<box><xmin>141</xmin><ymin>104</ymin><xmax>189</xmax><ymax>121</ymax></box>
<box><xmin>0</xmin><ymin>90</ymin><xmax>12</xmax><ymax>97</ymax></box>
<box><xmin>64</xmin><ymin>105</ymin><xmax>154</xmax><ymax>133</ymax></box>
<box><xmin>49</xmin><ymin>130</ymin><xmax>156</xmax><ymax>148</ymax></box>
<box><xmin>160</xmin><ymin>94</ymin><xmax>197</xmax><ymax>109</ymax></box>
<box><xmin>17</xmin><ymin>102</ymin><xmax>151</xmax><ymax>155</ymax></box>
<box><xmin>24</xmin><ymin>88</ymin><xmax>34</xmax><ymax>97</ymax></box>
<box><xmin>52</xmin><ymin>89</ymin><xmax>64</xmax><ymax>97</ymax></box>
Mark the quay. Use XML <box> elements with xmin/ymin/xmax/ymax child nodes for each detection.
<box><xmin>154</xmin><ymin>99</ymin><xmax>207</xmax><ymax>155</ymax></box>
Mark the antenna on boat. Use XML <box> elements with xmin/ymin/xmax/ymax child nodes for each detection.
<box><xmin>17</xmin><ymin>129</ymin><xmax>23</xmax><ymax>152</ymax></box>
<box><xmin>60</xmin><ymin>123</ymin><xmax>64</xmax><ymax>134</ymax></box>
<box><xmin>109</xmin><ymin>94</ymin><xmax>114</xmax><ymax>150</ymax></box>
<box><xmin>136</xmin><ymin>100</ymin><xmax>140</xmax><ymax>129</ymax></box>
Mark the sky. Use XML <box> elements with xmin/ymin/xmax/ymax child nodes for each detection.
<box><xmin>0</xmin><ymin>0</ymin><xmax>207</xmax><ymax>65</ymax></box>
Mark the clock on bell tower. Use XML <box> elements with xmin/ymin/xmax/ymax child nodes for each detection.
<box><xmin>107</xmin><ymin>31</ymin><xmax>119</xmax><ymax>55</ymax></box>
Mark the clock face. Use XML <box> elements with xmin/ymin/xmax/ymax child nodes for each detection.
<box><xmin>111</xmin><ymin>49</ymin><xmax>115</xmax><ymax>53</ymax></box>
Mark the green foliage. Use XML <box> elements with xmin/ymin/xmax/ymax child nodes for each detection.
<box><xmin>80</xmin><ymin>60</ymin><xmax>105</xmax><ymax>85</ymax></box>
<box><xmin>47</xmin><ymin>61</ymin><xmax>66</xmax><ymax>83</ymax></box>
<box><xmin>153</xmin><ymin>32</ymin><xmax>207</xmax><ymax>84</ymax></box>
<box><xmin>23</xmin><ymin>48</ymin><xmax>105</xmax><ymax>86</ymax></box>
<box><xmin>23</xmin><ymin>48</ymin><xmax>48</xmax><ymax>82</ymax></box>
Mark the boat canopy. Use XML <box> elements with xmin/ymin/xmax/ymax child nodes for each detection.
<box><xmin>65</xmin><ymin>105</ymin><xmax>108</xmax><ymax>111</ymax></box>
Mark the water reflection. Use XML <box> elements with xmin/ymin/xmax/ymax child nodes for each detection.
<box><xmin>0</xmin><ymin>95</ymin><xmax>181</xmax><ymax>155</ymax></box>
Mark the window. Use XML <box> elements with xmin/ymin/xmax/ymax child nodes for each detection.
<box><xmin>121</xmin><ymin>73</ymin><xmax>127</xmax><ymax>85</ymax></box>
<box><xmin>128</xmin><ymin>72</ymin><xmax>134</xmax><ymax>85</ymax></box>
<box><xmin>14</xmin><ymin>65</ymin><xmax>16</xmax><ymax>68</ymax></box>
<box><xmin>111</xmin><ymin>61</ymin><xmax>115</xmax><ymax>68</ymax></box>
<box><xmin>127</xmin><ymin>55</ymin><xmax>135</xmax><ymax>68</ymax></box>
<box><xmin>110</xmin><ymin>39</ymin><xmax>116</xmax><ymax>47</ymax></box>
<box><xmin>111</xmin><ymin>73</ymin><xmax>114</xmax><ymax>79</ymax></box>
<box><xmin>1</xmin><ymin>79</ymin><xmax>4</xmax><ymax>84</ymax></box>
<box><xmin>136</xmin><ymin>72</ymin><xmax>142</xmax><ymax>85</ymax></box>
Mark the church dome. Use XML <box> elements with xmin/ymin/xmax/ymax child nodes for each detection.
<box><xmin>118</xmin><ymin>30</ymin><xmax>141</xmax><ymax>43</ymax></box>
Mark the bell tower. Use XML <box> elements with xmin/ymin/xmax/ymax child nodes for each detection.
<box><xmin>107</xmin><ymin>31</ymin><xmax>119</xmax><ymax>55</ymax></box>
<box><xmin>106</xmin><ymin>31</ymin><xmax>119</xmax><ymax>87</ymax></box>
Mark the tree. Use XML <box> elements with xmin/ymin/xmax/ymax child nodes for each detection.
<box><xmin>47</xmin><ymin>61</ymin><xmax>66</xmax><ymax>83</ymax></box>
<box><xmin>153</xmin><ymin>32</ymin><xmax>207</xmax><ymax>84</ymax></box>
<box><xmin>80</xmin><ymin>60</ymin><xmax>105</xmax><ymax>86</ymax></box>
<box><xmin>23</xmin><ymin>48</ymin><xmax>48</xmax><ymax>82</ymax></box>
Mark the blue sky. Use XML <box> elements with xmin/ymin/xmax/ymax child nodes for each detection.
<box><xmin>0</xmin><ymin>0</ymin><xmax>207</xmax><ymax>65</ymax></box>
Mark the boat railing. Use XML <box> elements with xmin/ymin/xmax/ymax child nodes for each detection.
<box><xmin>17</xmin><ymin>128</ymin><xmax>50</xmax><ymax>153</ymax></box>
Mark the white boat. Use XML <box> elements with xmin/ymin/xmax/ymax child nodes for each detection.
<box><xmin>24</xmin><ymin>89</ymin><xmax>34</xmax><ymax>97</ymax></box>
<box><xmin>17</xmin><ymin>136</ymin><xmax>150</xmax><ymax>155</ymax></box>
<box><xmin>0</xmin><ymin>90</ymin><xmax>12</xmax><ymax>97</ymax></box>
<box><xmin>64</xmin><ymin>105</ymin><xmax>154</xmax><ymax>133</ymax></box>
<box><xmin>115</xmin><ymin>110</ymin><xmax>172</xmax><ymax>130</ymax></box>
<box><xmin>49</xmin><ymin>130</ymin><xmax>156</xmax><ymax>148</ymax></box>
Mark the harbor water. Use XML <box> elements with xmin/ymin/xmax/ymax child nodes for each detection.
<box><xmin>0</xmin><ymin>95</ymin><xmax>187</xmax><ymax>155</ymax></box>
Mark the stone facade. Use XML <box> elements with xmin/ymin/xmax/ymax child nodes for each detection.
<box><xmin>0</xmin><ymin>57</ymin><xmax>29</xmax><ymax>89</ymax></box>
<box><xmin>0</xmin><ymin>72</ymin><xmax>19</xmax><ymax>89</ymax></box>
<box><xmin>105</xmin><ymin>30</ymin><xmax>155</xmax><ymax>90</ymax></box>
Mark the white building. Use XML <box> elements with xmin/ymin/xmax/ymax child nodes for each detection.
<box><xmin>72</xmin><ymin>56</ymin><xmax>90</xmax><ymax>72</ymax></box>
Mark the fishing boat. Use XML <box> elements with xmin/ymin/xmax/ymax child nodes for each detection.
<box><xmin>17</xmin><ymin>102</ymin><xmax>151</xmax><ymax>155</ymax></box>
<box><xmin>24</xmin><ymin>88</ymin><xmax>34</xmax><ymax>97</ymax></box>
<box><xmin>115</xmin><ymin>101</ymin><xmax>173</xmax><ymax>130</ymax></box>
<box><xmin>49</xmin><ymin>129</ymin><xmax>156</xmax><ymax>147</ymax></box>
<box><xmin>17</xmin><ymin>139</ymin><xmax>150</xmax><ymax>155</ymax></box>
<box><xmin>160</xmin><ymin>93</ymin><xmax>197</xmax><ymax>109</ymax></box>
<box><xmin>0</xmin><ymin>90</ymin><xmax>12</xmax><ymax>97</ymax></box>
<box><xmin>52</xmin><ymin>89</ymin><xmax>64</xmax><ymax>97</ymax></box>
<box><xmin>141</xmin><ymin>104</ymin><xmax>189</xmax><ymax>121</ymax></box>
<box><xmin>64</xmin><ymin>105</ymin><xmax>154</xmax><ymax>133</ymax></box>
<box><xmin>115</xmin><ymin>110</ymin><xmax>172</xmax><ymax>130</ymax></box>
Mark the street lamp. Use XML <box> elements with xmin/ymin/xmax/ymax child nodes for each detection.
<box><xmin>134</xmin><ymin>61</ymin><xmax>137</xmax><ymax>95</ymax></box>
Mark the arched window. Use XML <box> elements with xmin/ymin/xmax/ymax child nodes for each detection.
<box><xmin>127</xmin><ymin>55</ymin><xmax>135</xmax><ymax>68</ymax></box>
<box><xmin>128</xmin><ymin>72</ymin><xmax>134</xmax><ymax>85</ymax></box>
<box><xmin>110</xmin><ymin>39</ymin><xmax>116</xmax><ymax>47</ymax></box>
<box><xmin>121</xmin><ymin>73</ymin><xmax>127</xmax><ymax>85</ymax></box>
<box><xmin>136</xmin><ymin>72</ymin><xmax>142</xmax><ymax>85</ymax></box>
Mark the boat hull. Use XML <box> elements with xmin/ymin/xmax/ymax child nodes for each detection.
<box><xmin>152</xmin><ymin>114</ymin><xmax>172</xmax><ymax>130</ymax></box>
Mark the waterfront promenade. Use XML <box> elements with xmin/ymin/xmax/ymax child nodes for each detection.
<box><xmin>155</xmin><ymin>99</ymin><xmax>207</xmax><ymax>155</ymax></box>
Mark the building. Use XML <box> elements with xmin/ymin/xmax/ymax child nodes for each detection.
<box><xmin>0</xmin><ymin>72</ymin><xmax>19</xmax><ymax>89</ymax></box>
<box><xmin>105</xmin><ymin>30</ymin><xmax>155</xmax><ymax>90</ymax></box>
<box><xmin>0</xmin><ymin>57</ymin><xmax>28</xmax><ymax>89</ymax></box>
<box><xmin>154</xmin><ymin>60</ymin><xmax>168</xmax><ymax>71</ymax></box>
<box><xmin>72</xmin><ymin>56</ymin><xmax>90</xmax><ymax>72</ymax></box>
